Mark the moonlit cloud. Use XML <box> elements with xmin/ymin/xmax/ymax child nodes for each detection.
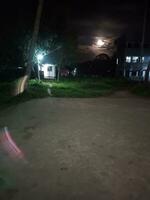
<box><xmin>72</xmin><ymin>17</ymin><xmax>125</xmax><ymax>61</ymax></box>
<box><xmin>67</xmin><ymin>0</ymin><xmax>146</xmax><ymax>61</ymax></box>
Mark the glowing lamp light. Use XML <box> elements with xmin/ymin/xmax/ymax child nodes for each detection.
<box><xmin>37</xmin><ymin>53</ymin><xmax>44</xmax><ymax>61</ymax></box>
<box><xmin>97</xmin><ymin>39</ymin><xmax>105</xmax><ymax>47</ymax></box>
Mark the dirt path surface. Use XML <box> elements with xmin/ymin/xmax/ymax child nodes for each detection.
<box><xmin>0</xmin><ymin>96</ymin><xmax>150</xmax><ymax>200</ymax></box>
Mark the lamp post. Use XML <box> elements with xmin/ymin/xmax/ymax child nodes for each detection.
<box><xmin>37</xmin><ymin>53</ymin><xmax>44</xmax><ymax>81</ymax></box>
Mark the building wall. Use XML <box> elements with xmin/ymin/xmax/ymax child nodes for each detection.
<box><xmin>117</xmin><ymin>45</ymin><xmax>150</xmax><ymax>81</ymax></box>
<box><xmin>41</xmin><ymin>64</ymin><xmax>56</xmax><ymax>79</ymax></box>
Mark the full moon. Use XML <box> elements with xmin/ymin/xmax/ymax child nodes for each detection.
<box><xmin>97</xmin><ymin>39</ymin><xmax>105</xmax><ymax>47</ymax></box>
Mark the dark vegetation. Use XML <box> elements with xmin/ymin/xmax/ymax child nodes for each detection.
<box><xmin>0</xmin><ymin>78</ymin><xmax>150</xmax><ymax>110</ymax></box>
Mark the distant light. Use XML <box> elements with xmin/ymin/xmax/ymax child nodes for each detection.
<box><xmin>142</xmin><ymin>57</ymin><xmax>144</xmax><ymax>62</ymax></box>
<box><xmin>126</xmin><ymin>56</ymin><xmax>131</xmax><ymax>63</ymax></box>
<box><xmin>37</xmin><ymin>54</ymin><xmax>44</xmax><ymax>61</ymax></box>
<box><xmin>132</xmin><ymin>56</ymin><xmax>139</xmax><ymax>63</ymax></box>
<box><xmin>97</xmin><ymin>39</ymin><xmax>105</xmax><ymax>47</ymax></box>
<box><xmin>116</xmin><ymin>58</ymin><xmax>119</xmax><ymax>65</ymax></box>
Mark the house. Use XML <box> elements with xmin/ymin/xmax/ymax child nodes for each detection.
<box><xmin>40</xmin><ymin>53</ymin><xmax>57</xmax><ymax>79</ymax></box>
<box><xmin>40</xmin><ymin>64</ymin><xmax>56</xmax><ymax>79</ymax></box>
<box><xmin>116</xmin><ymin>42</ymin><xmax>150</xmax><ymax>81</ymax></box>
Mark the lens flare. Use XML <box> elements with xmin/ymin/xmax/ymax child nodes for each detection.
<box><xmin>0</xmin><ymin>127</ymin><xmax>25</xmax><ymax>161</ymax></box>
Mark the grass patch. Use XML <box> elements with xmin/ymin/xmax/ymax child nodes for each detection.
<box><xmin>0</xmin><ymin>80</ymin><xmax>50</xmax><ymax>109</ymax></box>
<box><xmin>50</xmin><ymin>78</ymin><xmax>128</xmax><ymax>98</ymax></box>
<box><xmin>0</xmin><ymin>82</ymin><xmax>14</xmax><ymax>103</ymax></box>
<box><xmin>0</xmin><ymin>78</ymin><xmax>149</xmax><ymax>109</ymax></box>
<box><xmin>130</xmin><ymin>83</ymin><xmax>150</xmax><ymax>97</ymax></box>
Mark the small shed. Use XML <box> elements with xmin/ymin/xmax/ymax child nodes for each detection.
<box><xmin>41</xmin><ymin>64</ymin><xmax>56</xmax><ymax>79</ymax></box>
<box><xmin>40</xmin><ymin>52</ymin><xmax>58</xmax><ymax>79</ymax></box>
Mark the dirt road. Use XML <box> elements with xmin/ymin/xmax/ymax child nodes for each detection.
<box><xmin>0</xmin><ymin>96</ymin><xmax>150</xmax><ymax>200</ymax></box>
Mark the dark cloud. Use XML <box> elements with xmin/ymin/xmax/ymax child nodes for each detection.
<box><xmin>0</xmin><ymin>0</ymin><xmax>149</xmax><ymax>61</ymax></box>
<box><xmin>73</xmin><ymin>17</ymin><xmax>126</xmax><ymax>38</ymax></box>
<box><xmin>71</xmin><ymin>15</ymin><xmax>127</xmax><ymax>60</ymax></box>
<box><xmin>66</xmin><ymin>0</ymin><xmax>149</xmax><ymax>60</ymax></box>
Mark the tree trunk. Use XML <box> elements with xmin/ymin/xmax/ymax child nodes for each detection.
<box><xmin>140</xmin><ymin>0</ymin><xmax>148</xmax><ymax>63</ymax></box>
<box><xmin>57</xmin><ymin>66</ymin><xmax>60</xmax><ymax>81</ymax></box>
<box><xmin>57</xmin><ymin>53</ymin><xmax>64</xmax><ymax>81</ymax></box>
<box><xmin>25</xmin><ymin>0</ymin><xmax>44</xmax><ymax>88</ymax></box>
<box><xmin>37</xmin><ymin>62</ymin><xmax>41</xmax><ymax>81</ymax></box>
<box><xmin>145</xmin><ymin>63</ymin><xmax>150</xmax><ymax>82</ymax></box>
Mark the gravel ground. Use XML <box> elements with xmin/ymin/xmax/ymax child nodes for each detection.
<box><xmin>0</xmin><ymin>95</ymin><xmax>150</xmax><ymax>200</ymax></box>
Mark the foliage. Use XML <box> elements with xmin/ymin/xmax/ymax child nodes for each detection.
<box><xmin>0</xmin><ymin>80</ymin><xmax>50</xmax><ymax>109</ymax></box>
<box><xmin>34</xmin><ymin>34</ymin><xmax>60</xmax><ymax>63</ymax></box>
<box><xmin>50</xmin><ymin>78</ymin><xmax>128</xmax><ymax>97</ymax></box>
<box><xmin>130</xmin><ymin>83</ymin><xmax>150</xmax><ymax>97</ymax></box>
<box><xmin>1</xmin><ymin>78</ymin><xmax>149</xmax><ymax>110</ymax></box>
<box><xmin>0</xmin><ymin>27</ymin><xmax>78</xmax><ymax>72</ymax></box>
<box><xmin>0</xmin><ymin>27</ymin><xmax>33</xmax><ymax>69</ymax></box>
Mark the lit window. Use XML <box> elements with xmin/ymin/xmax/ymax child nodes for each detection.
<box><xmin>116</xmin><ymin>58</ymin><xmax>119</xmax><ymax>65</ymax></box>
<box><xmin>126</xmin><ymin>56</ymin><xmax>131</xmax><ymax>63</ymax></box>
<box><xmin>142</xmin><ymin>57</ymin><xmax>144</xmax><ymax>62</ymax></box>
<box><xmin>132</xmin><ymin>56</ymin><xmax>139</xmax><ymax>63</ymax></box>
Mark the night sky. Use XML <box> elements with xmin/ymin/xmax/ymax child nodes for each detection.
<box><xmin>0</xmin><ymin>0</ymin><xmax>149</xmax><ymax>61</ymax></box>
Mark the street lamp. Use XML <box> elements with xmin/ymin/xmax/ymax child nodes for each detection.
<box><xmin>37</xmin><ymin>53</ymin><xmax>44</xmax><ymax>81</ymax></box>
<box><xmin>37</xmin><ymin>53</ymin><xmax>44</xmax><ymax>61</ymax></box>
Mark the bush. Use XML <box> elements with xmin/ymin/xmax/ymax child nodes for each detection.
<box><xmin>131</xmin><ymin>84</ymin><xmax>150</xmax><ymax>97</ymax></box>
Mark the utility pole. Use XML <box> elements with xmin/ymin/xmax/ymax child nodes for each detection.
<box><xmin>140</xmin><ymin>0</ymin><xmax>148</xmax><ymax>63</ymax></box>
<box><xmin>26</xmin><ymin>0</ymin><xmax>44</xmax><ymax>83</ymax></box>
